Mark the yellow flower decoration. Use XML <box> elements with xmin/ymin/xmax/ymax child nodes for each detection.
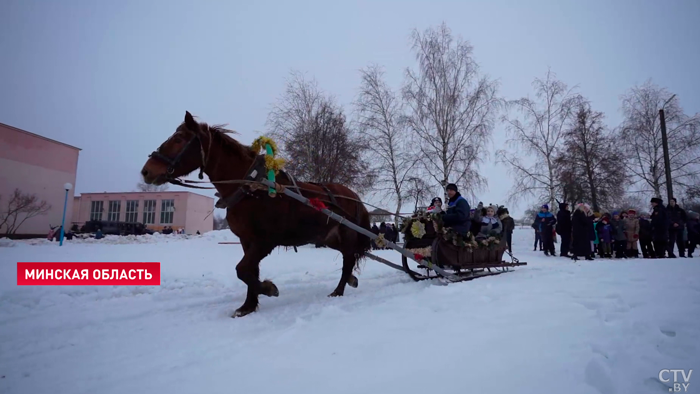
<box><xmin>375</xmin><ymin>233</ymin><xmax>387</xmax><ymax>248</ymax></box>
<box><xmin>251</xmin><ymin>136</ymin><xmax>286</xmax><ymax>174</ymax></box>
<box><xmin>410</xmin><ymin>221</ymin><xmax>426</xmax><ymax>239</ymax></box>
<box><xmin>251</xmin><ymin>136</ymin><xmax>279</xmax><ymax>155</ymax></box>
<box><xmin>265</xmin><ymin>156</ymin><xmax>286</xmax><ymax>175</ymax></box>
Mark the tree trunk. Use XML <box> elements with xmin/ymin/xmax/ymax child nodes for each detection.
<box><xmin>394</xmin><ymin>197</ymin><xmax>402</xmax><ymax>229</ymax></box>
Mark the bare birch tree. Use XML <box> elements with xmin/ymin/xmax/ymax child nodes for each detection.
<box><xmin>402</xmin><ymin>22</ymin><xmax>500</xmax><ymax>197</ymax></box>
<box><xmin>267</xmin><ymin>71</ymin><xmax>374</xmax><ymax>194</ymax></box>
<box><xmin>615</xmin><ymin>193</ymin><xmax>647</xmax><ymax>215</ymax></box>
<box><xmin>619</xmin><ymin>80</ymin><xmax>700</xmax><ymax>198</ymax></box>
<box><xmin>403</xmin><ymin>176</ymin><xmax>432</xmax><ymax>214</ymax></box>
<box><xmin>354</xmin><ymin>64</ymin><xmax>416</xmax><ymax>225</ymax></box>
<box><xmin>553</xmin><ymin>100</ymin><xmax>626</xmax><ymax>212</ymax></box>
<box><xmin>497</xmin><ymin>68</ymin><xmax>581</xmax><ymax>209</ymax></box>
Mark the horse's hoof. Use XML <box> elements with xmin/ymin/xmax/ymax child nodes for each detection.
<box><xmin>261</xmin><ymin>280</ymin><xmax>279</xmax><ymax>297</ymax></box>
<box><xmin>232</xmin><ymin>306</ymin><xmax>256</xmax><ymax>318</ymax></box>
<box><xmin>347</xmin><ymin>275</ymin><xmax>358</xmax><ymax>288</ymax></box>
<box><xmin>328</xmin><ymin>291</ymin><xmax>343</xmax><ymax>297</ymax></box>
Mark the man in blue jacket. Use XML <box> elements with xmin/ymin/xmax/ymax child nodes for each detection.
<box><xmin>538</xmin><ymin>204</ymin><xmax>557</xmax><ymax>256</ymax></box>
<box><xmin>442</xmin><ymin>183</ymin><xmax>471</xmax><ymax>236</ymax></box>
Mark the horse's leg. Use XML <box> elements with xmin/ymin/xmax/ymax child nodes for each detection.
<box><xmin>233</xmin><ymin>243</ymin><xmax>277</xmax><ymax>318</ymax></box>
<box><xmin>328</xmin><ymin>251</ymin><xmax>358</xmax><ymax>297</ymax></box>
<box><xmin>323</xmin><ymin>226</ymin><xmax>359</xmax><ymax>297</ymax></box>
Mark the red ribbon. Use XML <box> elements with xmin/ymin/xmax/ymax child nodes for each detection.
<box><xmin>414</xmin><ymin>253</ymin><xmax>424</xmax><ymax>261</ymax></box>
<box><xmin>308</xmin><ymin>198</ymin><xmax>327</xmax><ymax>211</ymax></box>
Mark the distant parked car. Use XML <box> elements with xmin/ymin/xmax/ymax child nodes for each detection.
<box><xmin>79</xmin><ymin>220</ymin><xmax>154</xmax><ymax>236</ymax></box>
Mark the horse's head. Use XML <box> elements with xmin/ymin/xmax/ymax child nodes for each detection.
<box><xmin>141</xmin><ymin>111</ymin><xmax>208</xmax><ymax>185</ymax></box>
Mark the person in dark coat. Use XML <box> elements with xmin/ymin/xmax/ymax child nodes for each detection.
<box><xmin>531</xmin><ymin>218</ymin><xmax>542</xmax><ymax>251</ymax></box>
<box><xmin>686</xmin><ymin>211</ymin><xmax>700</xmax><ymax>258</ymax></box>
<box><xmin>556</xmin><ymin>202</ymin><xmax>572</xmax><ymax>257</ymax></box>
<box><xmin>650</xmin><ymin>197</ymin><xmax>668</xmax><ymax>258</ymax></box>
<box><xmin>638</xmin><ymin>213</ymin><xmax>655</xmax><ymax>258</ymax></box>
<box><xmin>571</xmin><ymin>203</ymin><xmax>594</xmax><ymax>261</ymax></box>
<box><xmin>441</xmin><ymin>183</ymin><xmax>471</xmax><ymax>237</ymax></box>
<box><xmin>371</xmin><ymin>224</ymin><xmax>380</xmax><ymax>249</ymax></box>
<box><xmin>610</xmin><ymin>211</ymin><xmax>628</xmax><ymax>259</ymax></box>
<box><xmin>385</xmin><ymin>225</ymin><xmax>396</xmax><ymax>247</ymax></box>
<box><xmin>497</xmin><ymin>206</ymin><xmax>515</xmax><ymax>253</ymax></box>
<box><xmin>537</xmin><ymin>204</ymin><xmax>557</xmax><ymax>256</ymax></box>
<box><xmin>666</xmin><ymin>198</ymin><xmax>687</xmax><ymax>258</ymax></box>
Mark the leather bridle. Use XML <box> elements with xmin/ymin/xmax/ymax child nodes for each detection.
<box><xmin>148</xmin><ymin>130</ymin><xmax>208</xmax><ymax>180</ymax></box>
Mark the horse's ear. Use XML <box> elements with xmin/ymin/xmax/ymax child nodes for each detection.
<box><xmin>184</xmin><ymin>111</ymin><xmax>199</xmax><ymax>132</ymax></box>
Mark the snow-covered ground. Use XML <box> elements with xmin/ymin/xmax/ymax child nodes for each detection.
<box><xmin>1</xmin><ymin>228</ymin><xmax>699</xmax><ymax>394</ymax></box>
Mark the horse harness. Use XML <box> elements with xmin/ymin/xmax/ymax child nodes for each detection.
<box><xmin>148</xmin><ymin>129</ymin><xmax>359</xmax><ymax>225</ymax></box>
<box><xmin>310</xmin><ymin>182</ymin><xmax>338</xmax><ymax>207</ymax></box>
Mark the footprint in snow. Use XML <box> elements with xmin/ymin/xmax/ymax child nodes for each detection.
<box><xmin>659</xmin><ymin>327</ymin><xmax>676</xmax><ymax>337</ymax></box>
<box><xmin>584</xmin><ymin>359</ymin><xmax>616</xmax><ymax>394</ymax></box>
<box><xmin>643</xmin><ymin>376</ymin><xmax>671</xmax><ymax>392</ymax></box>
<box><xmin>589</xmin><ymin>343</ymin><xmax>610</xmax><ymax>359</ymax></box>
<box><xmin>575</xmin><ymin>300</ymin><xmax>601</xmax><ymax>311</ymax></box>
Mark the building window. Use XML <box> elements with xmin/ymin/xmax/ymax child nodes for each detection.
<box><xmin>90</xmin><ymin>201</ymin><xmax>104</xmax><ymax>221</ymax></box>
<box><xmin>143</xmin><ymin>200</ymin><xmax>156</xmax><ymax>224</ymax></box>
<box><xmin>107</xmin><ymin>200</ymin><xmax>121</xmax><ymax>221</ymax></box>
<box><xmin>125</xmin><ymin>200</ymin><xmax>139</xmax><ymax>222</ymax></box>
<box><xmin>160</xmin><ymin>199</ymin><xmax>175</xmax><ymax>224</ymax></box>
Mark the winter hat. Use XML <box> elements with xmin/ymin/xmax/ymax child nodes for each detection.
<box><xmin>446</xmin><ymin>183</ymin><xmax>458</xmax><ymax>192</ymax></box>
<box><xmin>542</xmin><ymin>204</ymin><xmax>549</xmax><ymax>210</ymax></box>
<box><xmin>431</xmin><ymin>197</ymin><xmax>442</xmax><ymax>204</ymax></box>
<box><xmin>612</xmin><ymin>211</ymin><xmax>620</xmax><ymax>216</ymax></box>
<box><xmin>628</xmin><ymin>209</ymin><xmax>636</xmax><ymax>214</ymax></box>
<box><xmin>651</xmin><ymin>197</ymin><xmax>663</xmax><ymax>204</ymax></box>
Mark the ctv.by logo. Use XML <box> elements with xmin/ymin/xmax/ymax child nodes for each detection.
<box><xmin>659</xmin><ymin>369</ymin><xmax>692</xmax><ymax>392</ymax></box>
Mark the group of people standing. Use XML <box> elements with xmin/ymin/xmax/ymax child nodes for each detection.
<box><xmin>532</xmin><ymin>197</ymin><xmax>699</xmax><ymax>261</ymax></box>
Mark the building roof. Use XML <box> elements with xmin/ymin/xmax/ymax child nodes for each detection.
<box><xmin>0</xmin><ymin>121</ymin><xmax>82</xmax><ymax>151</ymax></box>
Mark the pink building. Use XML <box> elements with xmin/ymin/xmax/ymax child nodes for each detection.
<box><xmin>0</xmin><ymin>122</ymin><xmax>80</xmax><ymax>237</ymax></box>
<box><xmin>72</xmin><ymin>191</ymin><xmax>214</xmax><ymax>234</ymax></box>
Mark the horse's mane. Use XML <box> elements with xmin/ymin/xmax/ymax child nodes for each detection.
<box><xmin>183</xmin><ymin>120</ymin><xmax>255</xmax><ymax>159</ymax></box>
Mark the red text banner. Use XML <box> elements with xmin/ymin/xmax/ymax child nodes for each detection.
<box><xmin>17</xmin><ymin>262</ymin><xmax>161</xmax><ymax>286</ymax></box>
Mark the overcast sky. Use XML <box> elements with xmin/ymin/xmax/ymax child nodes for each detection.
<box><xmin>1</xmin><ymin>0</ymin><xmax>698</xmax><ymax>218</ymax></box>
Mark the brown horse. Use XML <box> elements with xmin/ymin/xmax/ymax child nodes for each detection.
<box><xmin>140</xmin><ymin>111</ymin><xmax>372</xmax><ymax>317</ymax></box>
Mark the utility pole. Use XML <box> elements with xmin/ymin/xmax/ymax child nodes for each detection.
<box><xmin>659</xmin><ymin>94</ymin><xmax>676</xmax><ymax>202</ymax></box>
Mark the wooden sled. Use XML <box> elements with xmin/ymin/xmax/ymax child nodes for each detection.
<box><xmin>399</xmin><ymin>218</ymin><xmax>527</xmax><ymax>282</ymax></box>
